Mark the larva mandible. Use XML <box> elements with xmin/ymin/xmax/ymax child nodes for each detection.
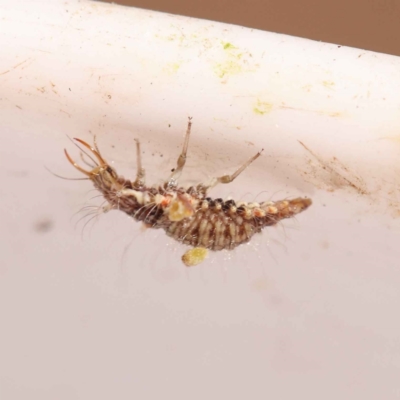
<box><xmin>63</xmin><ymin>118</ymin><xmax>312</xmax><ymax>262</ymax></box>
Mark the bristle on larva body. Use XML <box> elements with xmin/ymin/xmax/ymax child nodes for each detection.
<box><xmin>61</xmin><ymin>118</ymin><xmax>312</xmax><ymax>264</ymax></box>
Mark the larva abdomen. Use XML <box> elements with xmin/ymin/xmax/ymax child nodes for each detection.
<box><xmin>165</xmin><ymin>197</ymin><xmax>312</xmax><ymax>251</ymax></box>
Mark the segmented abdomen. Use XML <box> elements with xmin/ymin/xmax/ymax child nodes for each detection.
<box><xmin>165</xmin><ymin>210</ymin><xmax>258</xmax><ymax>250</ymax></box>
<box><xmin>164</xmin><ymin>198</ymin><xmax>311</xmax><ymax>251</ymax></box>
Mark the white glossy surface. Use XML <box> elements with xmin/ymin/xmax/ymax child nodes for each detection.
<box><xmin>0</xmin><ymin>0</ymin><xmax>400</xmax><ymax>399</ymax></box>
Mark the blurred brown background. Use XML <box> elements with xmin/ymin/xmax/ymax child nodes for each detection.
<box><xmin>102</xmin><ymin>0</ymin><xmax>400</xmax><ymax>56</ymax></box>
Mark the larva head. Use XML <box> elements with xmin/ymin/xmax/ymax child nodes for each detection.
<box><xmin>64</xmin><ymin>138</ymin><xmax>120</xmax><ymax>191</ymax></box>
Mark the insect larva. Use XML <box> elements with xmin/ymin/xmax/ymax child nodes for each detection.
<box><xmin>63</xmin><ymin>118</ymin><xmax>312</xmax><ymax>264</ymax></box>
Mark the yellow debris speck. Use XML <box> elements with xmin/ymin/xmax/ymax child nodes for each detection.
<box><xmin>168</xmin><ymin>197</ymin><xmax>194</xmax><ymax>222</ymax></box>
<box><xmin>182</xmin><ymin>248</ymin><xmax>208</xmax><ymax>267</ymax></box>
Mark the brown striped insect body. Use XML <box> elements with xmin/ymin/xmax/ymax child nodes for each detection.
<box><xmin>63</xmin><ymin>118</ymin><xmax>312</xmax><ymax>260</ymax></box>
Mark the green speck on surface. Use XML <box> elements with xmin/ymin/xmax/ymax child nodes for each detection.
<box><xmin>214</xmin><ymin>61</ymin><xmax>243</xmax><ymax>78</ymax></box>
<box><xmin>212</xmin><ymin>41</ymin><xmax>257</xmax><ymax>79</ymax></box>
<box><xmin>253</xmin><ymin>100</ymin><xmax>273</xmax><ymax>115</ymax></box>
<box><xmin>322</xmin><ymin>80</ymin><xmax>335</xmax><ymax>88</ymax></box>
<box><xmin>223</xmin><ymin>42</ymin><xmax>237</xmax><ymax>50</ymax></box>
<box><xmin>164</xmin><ymin>62</ymin><xmax>181</xmax><ymax>74</ymax></box>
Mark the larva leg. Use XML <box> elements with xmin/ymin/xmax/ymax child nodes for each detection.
<box><xmin>168</xmin><ymin>117</ymin><xmax>192</xmax><ymax>186</ymax></box>
<box><xmin>133</xmin><ymin>139</ymin><xmax>146</xmax><ymax>187</ymax></box>
<box><xmin>210</xmin><ymin>149</ymin><xmax>263</xmax><ymax>188</ymax></box>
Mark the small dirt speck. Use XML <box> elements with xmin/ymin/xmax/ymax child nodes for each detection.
<box><xmin>33</xmin><ymin>218</ymin><xmax>54</xmax><ymax>233</ymax></box>
<box><xmin>8</xmin><ymin>170</ymin><xmax>28</xmax><ymax>178</ymax></box>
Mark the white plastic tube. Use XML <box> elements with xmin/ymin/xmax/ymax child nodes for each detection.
<box><xmin>1</xmin><ymin>1</ymin><xmax>400</xmax><ymax>399</ymax></box>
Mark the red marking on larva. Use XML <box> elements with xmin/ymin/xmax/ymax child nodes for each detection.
<box><xmin>160</xmin><ymin>196</ymin><xmax>171</xmax><ymax>207</ymax></box>
<box><xmin>61</xmin><ymin>118</ymin><xmax>312</xmax><ymax>263</ymax></box>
